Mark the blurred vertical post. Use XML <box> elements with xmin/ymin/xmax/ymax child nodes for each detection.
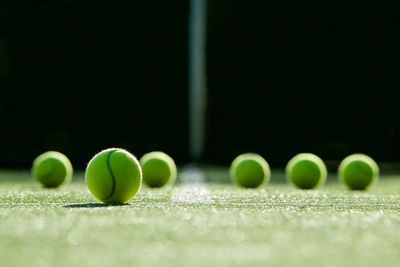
<box><xmin>188</xmin><ymin>0</ymin><xmax>207</xmax><ymax>161</ymax></box>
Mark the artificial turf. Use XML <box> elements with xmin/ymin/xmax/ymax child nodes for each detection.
<box><xmin>0</xmin><ymin>168</ymin><xmax>399</xmax><ymax>267</ymax></box>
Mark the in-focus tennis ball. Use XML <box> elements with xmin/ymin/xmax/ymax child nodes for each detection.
<box><xmin>338</xmin><ymin>154</ymin><xmax>379</xmax><ymax>190</ymax></box>
<box><xmin>32</xmin><ymin>151</ymin><xmax>73</xmax><ymax>188</ymax></box>
<box><xmin>286</xmin><ymin>153</ymin><xmax>327</xmax><ymax>189</ymax></box>
<box><xmin>230</xmin><ymin>153</ymin><xmax>271</xmax><ymax>188</ymax></box>
<box><xmin>85</xmin><ymin>148</ymin><xmax>142</xmax><ymax>204</ymax></box>
<box><xmin>139</xmin><ymin>151</ymin><xmax>177</xmax><ymax>188</ymax></box>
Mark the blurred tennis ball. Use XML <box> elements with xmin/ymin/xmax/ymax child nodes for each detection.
<box><xmin>338</xmin><ymin>154</ymin><xmax>379</xmax><ymax>190</ymax></box>
<box><xmin>85</xmin><ymin>148</ymin><xmax>142</xmax><ymax>204</ymax></box>
<box><xmin>230</xmin><ymin>153</ymin><xmax>271</xmax><ymax>188</ymax></box>
<box><xmin>140</xmin><ymin>151</ymin><xmax>177</xmax><ymax>188</ymax></box>
<box><xmin>286</xmin><ymin>153</ymin><xmax>327</xmax><ymax>189</ymax></box>
<box><xmin>32</xmin><ymin>151</ymin><xmax>73</xmax><ymax>188</ymax></box>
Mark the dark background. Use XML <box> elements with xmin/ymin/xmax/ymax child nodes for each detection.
<box><xmin>1</xmin><ymin>0</ymin><xmax>399</xmax><ymax>168</ymax></box>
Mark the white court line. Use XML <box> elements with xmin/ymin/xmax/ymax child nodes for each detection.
<box><xmin>0</xmin><ymin>202</ymin><xmax>399</xmax><ymax>208</ymax></box>
<box><xmin>171</xmin><ymin>164</ymin><xmax>214</xmax><ymax>204</ymax></box>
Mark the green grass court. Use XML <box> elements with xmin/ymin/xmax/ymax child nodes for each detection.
<box><xmin>1</xmin><ymin>168</ymin><xmax>399</xmax><ymax>267</ymax></box>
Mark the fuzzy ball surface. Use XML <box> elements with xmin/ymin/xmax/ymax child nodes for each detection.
<box><xmin>32</xmin><ymin>151</ymin><xmax>73</xmax><ymax>188</ymax></box>
<box><xmin>230</xmin><ymin>153</ymin><xmax>271</xmax><ymax>188</ymax></box>
<box><xmin>85</xmin><ymin>148</ymin><xmax>142</xmax><ymax>204</ymax></box>
<box><xmin>286</xmin><ymin>153</ymin><xmax>327</xmax><ymax>189</ymax></box>
<box><xmin>338</xmin><ymin>154</ymin><xmax>379</xmax><ymax>190</ymax></box>
<box><xmin>139</xmin><ymin>151</ymin><xmax>177</xmax><ymax>188</ymax></box>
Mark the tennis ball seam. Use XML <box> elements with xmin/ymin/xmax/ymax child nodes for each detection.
<box><xmin>103</xmin><ymin>149</ymin><xmax>117</xmax><ymax>201</ymax></box>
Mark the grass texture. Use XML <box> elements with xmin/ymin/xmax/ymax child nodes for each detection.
<box><xmin>0</xmin><ymin>168</ymin><xmax>399</xmax><ymax>267</ymax></box>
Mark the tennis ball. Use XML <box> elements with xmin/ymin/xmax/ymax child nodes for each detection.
<box><xmin>230</xmin><ymin>153</ymin><xmax>271</xmax><ymax>188</ymax></box>
<box><xmin>32</xmin><ymin>151</ymin><xmax>73</xmax><ymax>188</ymax></box>
<box><xmin>338</xmin><ymin>154</ymin><xmax>379</xmax><ymax>190</ymax></box>
<box><xmin>85</xmin><ymin>148</ymin><xmax>142</xmax><ymax>204</ymax></box>
<box><xmin>286</xmin><ymin>153</ymin><xmax>327</xmax><ymax>189</ymax></box>
<box><xmin>139</xmin><ymin>151</ymin><xmax>177</xmax><ymax>188</ymax></box>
